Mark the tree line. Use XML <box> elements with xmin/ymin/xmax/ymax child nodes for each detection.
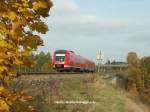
<box><xmin>126</xmin><ymin>52</ymin><xmax>150</xmax><ymax>104</ymax></box>
<box><xmin>15</xmin><ymin>51</ymin><xmax>55</xmax><ymax>73</ymax></box>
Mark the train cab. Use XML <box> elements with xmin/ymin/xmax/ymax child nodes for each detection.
<box><xmin>53</xmin><ymin>50</ymin><xmax>96</xmax><ymax>72</ymax></box>
<box><xmin>53</xmin><ymin>50</ymin><xmax>70</xmax><ymax>71</ymax></box>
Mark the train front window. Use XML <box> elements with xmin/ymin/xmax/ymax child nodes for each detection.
<box><xmin>55</xmin><ymin>54</ymin><xmax>65</xmax><ymax>62</ymax></box>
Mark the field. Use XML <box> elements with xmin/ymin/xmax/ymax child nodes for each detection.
<box><xmin>12</xmin><ymin>73</ymin><xmax>150</xmax><ymax>112</ymax></box>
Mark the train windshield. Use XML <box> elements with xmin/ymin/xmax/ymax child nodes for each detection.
<box><xmin>55</xmin><ymin>54</ymin><xmax>65</xmax><ymax>62</ymax></box>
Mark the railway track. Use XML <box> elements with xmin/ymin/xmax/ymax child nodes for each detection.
<box><xmin>17</xmin><ymin>72</ymin><xmax>87</xmax><ymax>76</ymax></box>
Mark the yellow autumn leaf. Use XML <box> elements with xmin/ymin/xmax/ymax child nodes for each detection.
<box><xmin>0</xmin><ymin>23</ymin><xmax>8</xmax><ymax>35</ymax></box>
<box><xmin>0</xmin><ymin>59</ymin><xmax>3</xmax><ymax>64</ymax></box>
<box><xmin>0</xmin><ymin>87</ymin><xmax>11</xmax><ymax>112</ymax></box>
<box><xmin>21</xmin><ymin>49</ymin><xmax>31</xmax><ymax>57</ymax></box>
<box><xmin>0</xmin><ymin>39</ymin><xmax>14</xmax><ymax>49</ymax></box>
<box><xmin>8</xmin><ymin>69</ymin><xmax>17</xmax><ymax>77</ymax></box>
<box><xmin>33</xmin><ymin>1</ymin><xmax>48</xmax><ymax>10</ymax></box>
<box><xmin>7</xmin><ymin>11</ymin><xmax>17</xmax><ymax>21</ymax></box>
<box><xmin>0</xmin><ymin>86</ymin><xmax>10</xmax><ymax>96</ymax></box>
<box><xmin>0</xmin><ymin>99</ymin><xmax>10</xmax><ymax>112</ymax></box>
<box><xmin>14</xmin><ymin>57</ymin><xmax>23</xmax><ymax>65</ymax></box>
<box><xmin>0</xmin><ymin>52</ymin><xmax>7</xmax><ymax>59</ymax></box>
<box><xmin>0</xmin><ymin>66</ymin><xmax>8</xmax><ymax>73</ymax></box>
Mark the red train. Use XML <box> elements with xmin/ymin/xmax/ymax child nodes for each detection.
<box><xmin>53</xmin><ymin>50</ymin><xmax>96</xmax><ymax>72</ymax></box>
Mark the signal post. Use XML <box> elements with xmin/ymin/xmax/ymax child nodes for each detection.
<box><xmin>96</xmin><ymin>51</ymin><xmax>103</xmax><ymax>74</ymax></box>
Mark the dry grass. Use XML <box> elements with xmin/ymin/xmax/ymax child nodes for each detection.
<box><xmin>12</xmin><ymin>73</ymin><xmax>150</xmax><ymax>112</ymax></box>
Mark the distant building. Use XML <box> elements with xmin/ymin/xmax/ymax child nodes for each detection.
<box><xmin>105</xmin><ymin>60</ymin><xmax>127</xmax><ymax>65</ymax></box>
<box><xmin>111</xmin><ymin>61</ymin><xmax>127</xmax><ymax>65</ymax></box>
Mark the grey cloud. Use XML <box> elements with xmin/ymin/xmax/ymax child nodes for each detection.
<box><xmin>48</xmin><ymin>16</ymin><xmax>130</xmax><ymax>38</ymax></box>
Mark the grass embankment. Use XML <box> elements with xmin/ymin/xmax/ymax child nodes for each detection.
<box><xmin>14</xmin><ymin>74</ymin><xmax>127</xmax><ymax>112</ymax></box>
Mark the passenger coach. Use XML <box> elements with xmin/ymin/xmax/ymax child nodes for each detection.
<box><xmin>53</xmin><ymin>50</ymin><xmax>96</xmax><ymax>72</ymax></box>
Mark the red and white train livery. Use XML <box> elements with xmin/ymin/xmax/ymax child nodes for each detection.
<box><xmin>53</xmin><ymin>50</ymin><xmax>96</xmax><ymax>72</ymax></box>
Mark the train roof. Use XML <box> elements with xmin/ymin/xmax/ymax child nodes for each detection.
<box><xmin>55</xmin><ymin>50</ymin><xmax>67</xmax><ymax>53</ymax></box>
<box><xmin>55</xmin><ymin>50</ymin><xmax>75</xmax><ymax>54</ymax></box>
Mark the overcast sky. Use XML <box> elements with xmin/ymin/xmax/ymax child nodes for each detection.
<box><xmin>38</xmin><ymin>0</ymin><xmax>150</xmax><ymax>62</ymax></box>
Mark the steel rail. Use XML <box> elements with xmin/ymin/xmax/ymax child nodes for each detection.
<box><xmin>17</xmin><ymin>72</ymin><xmax>87</xmax><ymax>76</ymax></box>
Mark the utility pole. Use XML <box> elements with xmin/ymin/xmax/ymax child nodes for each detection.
<box><xmin>96</xmin><ymin>51</ymin><xmax>103</xmax><ymax>74</ymax></box>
